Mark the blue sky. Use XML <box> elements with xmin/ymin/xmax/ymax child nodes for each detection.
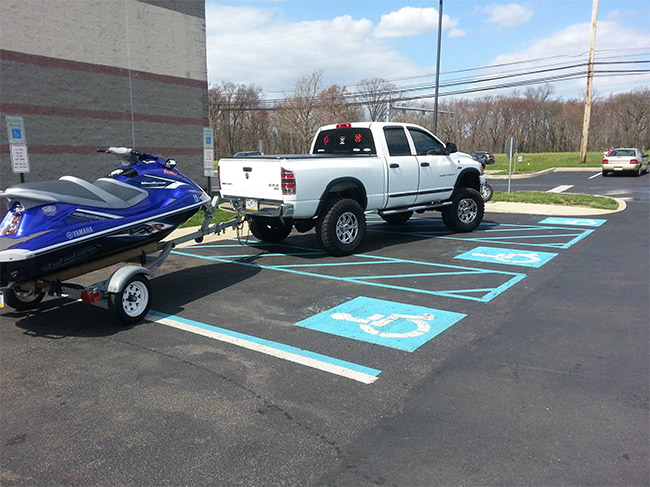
<box><xmin>205</xmin><ymin>0</ymin><xmax>650</xmax><ymax>100</ymax></box>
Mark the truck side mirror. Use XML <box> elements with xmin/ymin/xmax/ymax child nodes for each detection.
<box><xmin>446</xmin><ymin>142</ymin><xmax>458</xmax><ymax>154</ymax></box>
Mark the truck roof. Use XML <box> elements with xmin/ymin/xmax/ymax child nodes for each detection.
<box><xmin>318</xmin><ymin>121</ymin><xmax>434</xmax><ymax>132</ymax></box>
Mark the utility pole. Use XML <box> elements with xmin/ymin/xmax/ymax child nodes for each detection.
<box><xmin>579</xmin><ymin>0</ymin><xmax>598</xmax><ymax>164</ymax></box>
<box><xmin>432</xmin><ymin>0</ymin><xmax>443</xmax><ymax>135</ymax></box>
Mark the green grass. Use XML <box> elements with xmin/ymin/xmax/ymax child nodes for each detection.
<box><xmin>181</xmin><ymin>207</ymin><xmax>236</xmax><ymax>228</ymax></box>
<box><xmin>490</xmin><ymin>151</ymin><xmax>603</xmax><ymax>174</ymax></box>
<box><xmin>492</xmin><ymin>191</ymin><xmax>618</xmax><ymax>210</ymax></box>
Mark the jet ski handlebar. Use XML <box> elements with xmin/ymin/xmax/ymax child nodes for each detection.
<box><xmin>97</xmin><ymin>147</ymin><xmax>143</xmax><ymax>165</ymax></box>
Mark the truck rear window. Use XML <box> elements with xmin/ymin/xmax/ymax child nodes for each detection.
<box><xmin>313</xmin><ymin>128</ymin><xmax>376</xmax><ymax>155</ymax></box>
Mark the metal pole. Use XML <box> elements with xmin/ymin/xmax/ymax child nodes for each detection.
<box><xmin>432</xmin><ymin>0</ymin><xmax>443</xmax><ymax>135</ymax></box>
<box><xmin>579</xmin><ymin>0</ymin><xmax>598</xmax><ymax>164</ymax></box>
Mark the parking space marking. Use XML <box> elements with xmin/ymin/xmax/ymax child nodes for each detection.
<box><xmin>547</xmin><ymin>185</ymin><xmax>574</xmax><ymax>193</ymax></box>
<box><xmin>368</xmin><ymin>221</ymin><xmax>595</xmax><ymax>249</ymax></box>
<box><xmin>146</xmin><ymin>310</ymin><xmax>381</xmax><ymax>384</ymax></box>
<box><xmin>172</xmin><ymin>247</ymin><xmax>526</xmax><ymax>302</ymax></box>
<box><xmin>455</xmin><ymin>246</ymin><xmax>558</xmax><ymax>268</ymax></box>
<box><xmin>295</xmin><ymin>297</ymin><xmax>466</xmax><ymax>352</ymax></box>
<box><xmin>538</xmin><ymin>217</ymin><xmax>607</xmax><ymax>227</ymax></box>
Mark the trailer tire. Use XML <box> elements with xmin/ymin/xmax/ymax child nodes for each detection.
<box><xmin>4</xmin><ymin>284</ymin><xmax>45</xmax><ymax>311</ymax></box>
<box><xmin>442</xmin><ymin>187</ymin><xmax>484</xmax><ymax>232</ymax></box>
<box><xmin>248</xmin><ymin>216</ymin><xmax>293</xmax><ymax>243</ymax></box>
<box><xmin>108</xmin><ymin>275</ymin><xmax>151</xmax><ymax>325</ymax></box>
<box><xmin>316</xmin><ymin>198</ymin><xmax>366</xmax><ymax>256</ymax></box>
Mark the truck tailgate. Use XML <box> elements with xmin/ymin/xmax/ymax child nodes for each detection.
<box><xmin>218</xmin><ymin>157</ymin><xmax>283</xmax><ymax>201</ymax></box>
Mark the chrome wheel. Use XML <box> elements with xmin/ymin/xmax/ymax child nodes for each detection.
<box><xmin>458</xmin><ymin>198</ymin><xmax>478</xmax><ymax>224</ymax></box>
<box><xmin>336</xmin><ymin>211</ymin><xmax>359</xmax><ymax>244</ymax></box>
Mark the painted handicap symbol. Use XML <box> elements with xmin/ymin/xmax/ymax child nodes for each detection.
<box><xmin>332</xmin><ymin>312</ymin><xmax>433</xmax><ymax>338</ymax></box>
<box><xmin>295</xmin><ymin>296</ymin><xmax>465</xmax><ymax>352</ymax></box>
<box><xmin>539</xmin><ymin>217</ymin><xmax>606</xmax><ymax>227</ymax></box>
<box><xmin>471</xmin><ymin>251</ymin><xmax>541</xmax><ymax>265</ymax></box>
<box><xmin>455</xmin><ymin>246</ymin><xmax>557</xmax><ymax>268</ymax></box>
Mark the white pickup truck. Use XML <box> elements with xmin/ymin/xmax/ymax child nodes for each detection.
<box><xmin>217</xmin><ymin>122</ymin><xmax>486</xmax><ymax>256</ymax></box>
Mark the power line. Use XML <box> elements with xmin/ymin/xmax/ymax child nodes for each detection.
<box><xmin>210</xmin><ymin>60</ymin><xmax>649</xmax><ymax>111</ymax></box>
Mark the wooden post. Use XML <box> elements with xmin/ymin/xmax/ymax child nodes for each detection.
<box><xmin>579</xmin><ymin>0</ymin><xmax>598</xmax><ymax>164</ymax></box>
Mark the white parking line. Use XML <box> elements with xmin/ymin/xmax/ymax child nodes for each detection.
<box><xmin>547</xmin><ymin>185</ymin><xmax>574</xmax><ymax>193</ymax></box>
<box><xmin>589</xmin><ymin>172</ymin><xmax>601</xmax><ymax>179</ymax></box>
<box><xmin>146</xmin><ymin>311</ymin><xmax>382</xmax><ymax>384</ymax></box>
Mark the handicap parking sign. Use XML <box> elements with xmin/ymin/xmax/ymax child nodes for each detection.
<box><xmin>295</xmin><ymin>296</ymin><xmax>465</xmax><ymax>352</ymax></box>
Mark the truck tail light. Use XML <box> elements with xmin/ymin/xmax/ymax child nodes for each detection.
<box><xmin>281</xmin><ymin>168</ymin><xmax>296</xmax><ymax>195</ymax></box>
<box><xmin>630</xmin><ymin>159</ymin><xmax>638</xmax><ymax>164</ymax></box>
<box><xmin>336</xmin><ymin>123</ymin><xmax>352</xmax><ymax>129</ymax></box>
<box><xmin>602</xmin><ymin>159</ymin><xmax>608</xmax><ymax>164</ymax></box>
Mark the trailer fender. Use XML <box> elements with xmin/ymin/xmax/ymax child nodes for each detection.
<box><xmin>107</xmin><ymin>266</ymin><xmax>154</xmax><ymax>294</ymax></box>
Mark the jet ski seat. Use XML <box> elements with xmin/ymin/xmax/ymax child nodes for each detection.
<box><xmin>1</xmin><ymin>176</ymin><xmax>149</xmax><ymax>210</ymax></box>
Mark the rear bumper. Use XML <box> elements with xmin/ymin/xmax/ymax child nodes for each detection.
<box><xmin>602</xmin><ymin>163</ymin><xmax>638</xmax><ymax>172</ymax></box>
<box><xmin>219</xmin><ymin>197</ymin><xmax>295</xmax><ymax>218</ymax></box>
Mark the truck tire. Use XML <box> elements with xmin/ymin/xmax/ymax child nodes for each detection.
<box><xmin>480</xmin><ymin>182</ymin><xmax>494</xmax><ymax>202</ymax></box>
<box><xmin>442</xmin><ymin>187</ymin><xmax>484</xmax><ymax>232</ymax></box>
<box><xmin>379</xmin><ymin>211</ymin><xmax>413</xmax><ymax>225</ymax></box>
<box><xmin>316</xmin><ymin>198</ymin><xmax>366</xmax><ymax>256</ymax></box>
<box><xmin>3</xmin><ymin>284</ymin><xmax>45</xmax><ymax>311</ymax></box>
<box><xmin>248</xmin><ymin>216</ymin><xmax>293</xmax><ymax>243</ymax></box>
<box><xmin>108</xmin><ymin>275</ymin><xmax>151</xmax><ymax>325</ymax></box>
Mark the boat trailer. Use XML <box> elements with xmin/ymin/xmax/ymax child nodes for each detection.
<box><xmin>0</xmin><ymin>196</ymin><xmax>243</xmax><ymax>324</ymax></box>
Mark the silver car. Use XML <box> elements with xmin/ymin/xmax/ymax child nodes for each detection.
<box><xmin>602</xmin><ymin>148</ymin><xmax>649</xmax><ymax>176</ymax></box>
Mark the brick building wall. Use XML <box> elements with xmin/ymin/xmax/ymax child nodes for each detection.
<box><xmin>0</xmin><ymin>0</ymin><xmax>208</xmax><ymax>187</ymax></box>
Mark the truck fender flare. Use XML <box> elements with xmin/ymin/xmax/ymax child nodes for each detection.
<box><xmin>454</xmin><ymin>168</ymin><xmax>481</xmax><ymax>193</ymax></box>
<box><xmin>316</xmin><ymin>177</ymin><xmax>367</xmax><ymax>215</ymax></box>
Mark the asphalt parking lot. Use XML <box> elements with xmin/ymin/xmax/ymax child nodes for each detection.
<box><xmin>1</xmin><ymin>171</ymin><xmax>648</xmax><ymax>486</ymax></box>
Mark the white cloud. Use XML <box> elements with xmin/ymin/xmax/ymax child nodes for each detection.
<box><xmin>482</xmin><ymin>3</ymin><xmax>533</xmax><ymax>28</ymax></box>
<box><xmin>375</xmin><ymin>7</ymin><xmax>457</xmax><ymax>39</ymax></box>
<box><xmin>448</xmin><ymin>28</ymin><xmax>467</xmax><ymax>39</ymax></box>
<box><xmin>487</xmin><ymin>20</ymin><xmax>650</xmax><ymax>98</ymax></box>
<box><xmin>205</xmin><ymin>5</ymin><xmax>423</xmax><ymax>92</ymax></box>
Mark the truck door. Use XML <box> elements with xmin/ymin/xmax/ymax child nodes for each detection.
<box><xmin>407</xmin><ymin>127</ymin><xmax>456</xmax><ymax>205</ymax></box>
<box><xmin>383</xmin><ymin>126</ymin><xmax>418</xmax><ymax>208</ymax></box>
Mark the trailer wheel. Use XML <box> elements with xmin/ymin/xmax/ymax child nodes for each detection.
<box><xmin>4</xmin><ymin>284</ymin><xmax>45</xmax><ymax>311</ymax></box>
<box><xmin>442</xmin><ymin>187</ymin><xmax>484</xmax><ymax>232</ymax></box>
<box><xmin>108</xmin><ymin>275</ymin><xmax>151</xmax><ymax>325</ymax></box>
<box><xmin>248</xmin><ymin>216</ymin><xmax>293</xmax><ymax>243</ymax></box>
<box><xmin>316</xmin><ymin>198</ymin><xmax>366</xmax><ymax>256</ymax></box>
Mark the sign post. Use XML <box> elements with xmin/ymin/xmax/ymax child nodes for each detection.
<box><xmin>505</xmin><ymin>136</ymin><xmax>516</xmax><ymax>193</ymax></box>
<box><xmin>6</xmin><ymin>115</ymin><xmax>30</xmax><ymax>182</ymax></box>
<box><xmin>203</xmin><ymin>127</ymin><xmax>215</xmax><ymax>193</ymax></box>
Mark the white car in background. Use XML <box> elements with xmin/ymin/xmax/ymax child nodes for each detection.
<box><xmin>602</xmin><ymin>148</ymin><xmax>649</xmax><ymax>177</ymax></box>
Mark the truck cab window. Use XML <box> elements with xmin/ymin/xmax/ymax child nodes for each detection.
<box><xmin>408</xmin><ymin>129</ymin><xmax>446</xmax><ymax>156</ymax></box>
<box><xmin>313</xmin><ymin>128</ymin><xmax>376</xmax><ymax>155</ymax></box>
<box><xmin>384</xmin><ymin>127</ymin><xmax>412</xmax><ymax>156</ymax></box>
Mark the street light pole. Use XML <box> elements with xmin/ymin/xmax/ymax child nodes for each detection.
<box><xmin>432</xmin><ymin>0</ymin><xmax>443</xmax><ymax>135</ymax></box>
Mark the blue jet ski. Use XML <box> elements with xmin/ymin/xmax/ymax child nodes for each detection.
<box><xmin>0</xmin><ymin>147</ymin><xmax>211</xmax><ymax>309</ymax></box>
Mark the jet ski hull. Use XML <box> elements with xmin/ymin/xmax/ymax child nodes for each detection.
<box><xmin>0</xmin><ymin>149</ymin><xmax>210</xmax><ymax>288</ymax></box>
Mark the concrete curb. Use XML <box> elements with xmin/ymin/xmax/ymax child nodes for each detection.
<box><xmin>484</xmin><ymin>196</ymin><xmax>626</xmax><ymax>216</ymax></box>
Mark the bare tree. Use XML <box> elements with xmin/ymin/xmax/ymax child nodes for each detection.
<box><xmin>357</xmin><ymin>78</ymin><xmax>398</xmax><ymax>122</ymax></box>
